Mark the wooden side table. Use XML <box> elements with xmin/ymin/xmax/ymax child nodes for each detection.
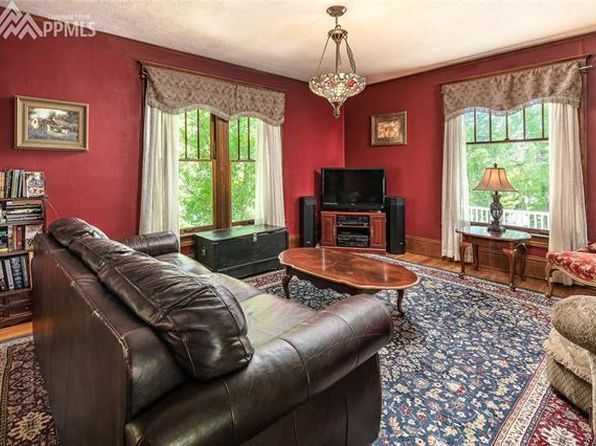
<box><xmin>456</xmin><ymin>225</ymin><xmax>531</xmax><ymax>290</ymax></box>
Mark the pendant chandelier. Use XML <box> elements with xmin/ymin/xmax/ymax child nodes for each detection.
<box><xmin>309</xmin><ymin>5</ymin><xmax>366</xmax><ymax>118</ymax></box>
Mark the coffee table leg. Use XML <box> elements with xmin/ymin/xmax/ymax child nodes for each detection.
<box><xmin>282</xmin><ymin>268</ymin><xmax>292</xmax><ymax>298</ymax></box>
<box><xmin>397</xmin><ymin>290</ymin><xmax>405</xmax><ymax>314</ymax></box>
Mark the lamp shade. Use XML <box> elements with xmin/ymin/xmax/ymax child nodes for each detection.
<box><xmin>474</xmin><ymin>163</ymin><xmax>517</xmax><ymax>192</ymax></box>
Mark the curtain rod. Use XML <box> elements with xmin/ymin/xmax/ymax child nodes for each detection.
<box><xmin>440</xmin><ymin>54</ymin><xmax>592</xmax><ymax>87</ymax></box>
<box><xmin>138</xmin><ymin>60</ymin><xmax>287</xmax><ymax>94</ymax></box>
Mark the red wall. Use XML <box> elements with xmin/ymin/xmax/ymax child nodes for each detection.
<box><xmin>3</xmin><ymin>21</ymin><xmax>594</xmax><ymax>245</ymax></box>
<box><xmin>345</xmin><ymin>34</ymin><xmax>596</xmax><ymax>244</ymax></box>
<box><xmin>0</xmin><ymin>31</ymin><xmax>344</xmax><ymax>238</ymax></box>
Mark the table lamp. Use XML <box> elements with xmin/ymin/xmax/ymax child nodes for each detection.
<box><xmin>473</xmin><ymin>163</ymin><xmax>517</xmax><ymax>233</ymax></box>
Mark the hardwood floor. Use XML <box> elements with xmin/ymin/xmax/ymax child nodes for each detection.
<box><xmin>0</xmin><ymin>252</ymin><xmax>592</xmax><ymax>343</ymax></box>
<box><xmin>393</xmin><ymin>252</ymin><xmax>596</xmax><ymax>298</ymax></box>
<box><xmin>0</xmin><ymin>321</ymin><xmax>32</xmax><ymax>343</ymax></box>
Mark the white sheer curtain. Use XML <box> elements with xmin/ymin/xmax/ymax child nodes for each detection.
<box><xmin>441</xmin><ymin>115</ymin><xmax>469</xmax><ymax>261</ymax></box>
<box><xmin>254</xmin><ymin>121</ymin><xmax>285</xmax><ymax>226</ymax></box>
<box><xmin>139</xmin><ymin>104</ymin><xmax>180</xmax><ymax>235</ymax></box>
<box><xmin>548</xmin><ymin>102</ymin><xmax>588</xmax><ymax>284</ymax></box>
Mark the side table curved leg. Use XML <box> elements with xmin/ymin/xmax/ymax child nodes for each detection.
<box><xmin>459</xmin><ymin>241</ymin><xmax>471</xmax><ymax>277</ymax></box>
<box><xmin>502</xmin><ymin>248</ymin><xmax>517</xmax><ymax>290</ymax></box>
<box><xmin>518</xmin><ymin>243</ymin><xmax>527</xmax><ymax>281</ymax></box>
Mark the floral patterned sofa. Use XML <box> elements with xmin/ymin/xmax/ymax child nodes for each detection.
<box><xmin>544</xmin><ymin>295</ymin><xmax>596</xmax><ymax>431</ymax></box>
<box><xmin>545</xmin><ymin>242</ymin><xmax>596</xmax><ymax>297</ymax></box>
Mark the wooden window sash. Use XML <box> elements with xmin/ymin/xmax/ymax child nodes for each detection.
<box><xmin>179</xmin><ymin>112</ymin><xmax>257</xmax><ymax>232</ymax></box>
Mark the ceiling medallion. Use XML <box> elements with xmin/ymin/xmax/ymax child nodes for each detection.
<box><xmin>309</xmin><ymin>5</ymin><xmax>366</xmax><ymax>118</ymax></box>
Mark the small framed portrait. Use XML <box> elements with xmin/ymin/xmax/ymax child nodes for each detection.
<box><xmin>15</xmin><ymin>96</ymin><xmax>89</xmax><ymax>151</ymax></box>
<box><xmin>371</xmin><ymin>111</ymin><xmax>407</xmax><ymax>146</ymax></box>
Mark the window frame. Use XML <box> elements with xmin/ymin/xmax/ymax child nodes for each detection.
<box><xmin>178</xmin><ymin>112</ymin><xmax>257</xmax><ymax>235</ymax></box>
<box><xmin>465</xmin><ymin>104</ymin><xmax>550</xmax><ymax>236</ymax></box>
<box><xmin>466</xmin><ymin>104</ymin><xmax>548</xmax><ymax>145</ymax></box>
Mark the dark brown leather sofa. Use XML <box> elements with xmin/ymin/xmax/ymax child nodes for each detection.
<box><xmin>33</xmin><ymin>219</ymin><xmax>393</xmax><ymax>446</ymax></box>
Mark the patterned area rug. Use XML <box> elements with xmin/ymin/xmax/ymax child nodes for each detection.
<box><xmin>0</xmin><ymin>337</ymin><xmax>57</xmax><ymax>446</ymax></box>
<box><xmin>0</xmin><ymin>256</ymin><xmax>592</xmax><ymax>445</ymax></box>
<box><xmin>246</xmin><ymin>256</ymin><xmax>592</xmax><ymax>446</ymax></box>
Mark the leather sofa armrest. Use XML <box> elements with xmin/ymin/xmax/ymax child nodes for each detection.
<box><xmin>552</xmin><ymin>295</ymin><xmax>596</xmax><ymax>353</ymax></box>
<box><xmin>125</xmin><ymin>294</ymin><xmax>392</xmax><ymax>446</ymax></box>
<box><xmin>119</xmin><ymin>232</ymin><xmax>179</xmax><ymax>257</ymax></box>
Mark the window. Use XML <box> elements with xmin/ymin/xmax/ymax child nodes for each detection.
<box><xmin>178</xmin><ymin>109</ymin><xmax>214</xmax><ymax>231</ymax></box>
<box><xmin>465</xmin><ymin>103</ymin><xmax>550</xmax><ymax>232</ymax></box>
<box><xmin>178</xmin><ymin>110</ymin><xmax>258</xmax><ymax>232</ymax></box>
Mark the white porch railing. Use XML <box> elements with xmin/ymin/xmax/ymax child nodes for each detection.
<box><xmin>469</xmin><ymin>206</ymin><xmax>549</xmax><ymax>231</ymax></box>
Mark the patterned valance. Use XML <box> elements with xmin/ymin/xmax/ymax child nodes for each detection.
<box><xmin>144</xmin><ymin>65</ymin><xmax>285</xmax><ymax>126</ymax></box>
<box><xmin>441</xmin><ymin>59</ymin><xmax>585</xmax><ymax>119</ymax></box>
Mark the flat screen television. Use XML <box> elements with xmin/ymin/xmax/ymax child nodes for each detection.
<box><xmin>321</xmin><ymin>168</ymin><xmax>386</xmax><ymax>211</ymax></box>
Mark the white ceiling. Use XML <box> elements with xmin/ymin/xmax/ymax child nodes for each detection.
<box><xmin>7</xmin><ymin>0</ymin><xmax>596</xmax><ymax>83</ymax></box>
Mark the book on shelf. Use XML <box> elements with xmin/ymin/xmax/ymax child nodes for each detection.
<box><xmin>0</xmin><ymin>224</ymin><xmax>43</xmax><ymax>252</ymax></box>
<box><xmin>1</xmin><ymin>198</ymin><xmax>44</xmax><ymax>224</ymax></box>
<box><xmin>0</xmin><ymin>169</ymin><xmax>45</xmax><ymax>199</ymax></box>
<box><xmin>0</xmin><ymin>254</ymin><xmax>30</xmax><ymax>291</ymax></box>
<box><xmin>25</xmin><ymin>224</ymin><xmax>43</xmax><ymax>250</ymax></box>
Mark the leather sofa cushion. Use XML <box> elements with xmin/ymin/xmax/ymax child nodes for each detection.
<box><xmin>156</xmin><ymin>253</ymin><xmax>262</xmax><ymax>302</ymax></box>
<box><xmin>156</xmin><ymin>252</ymin><xmax>212</xmax><ymax>275</ymax></box>
<box><xmin>97</xmin><ymin>253</ymin><xmax>254</xmax><ymax>381</ymax></box>
<box><xmin>69</xmin><ymin>237</ymin><xmax>142</xmax><ymax>273</ymax></box>
<box><xmin>50</xmin><ymin>217</ymin><xmax>108</xmax><ymax>247</ymax></box>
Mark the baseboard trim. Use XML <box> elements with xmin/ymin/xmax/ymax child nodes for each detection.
<box><xmin>406</xmin><ymin>235</ymin><xmax>546</xmax><ymax>280</ymax></box>
<box><xmin>405</xmin><ymin>235</ymin><xmax>442</xmax><ymax>258</ymax></box>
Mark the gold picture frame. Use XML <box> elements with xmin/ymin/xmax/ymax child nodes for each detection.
<box><xmin>371</xmin><ymin>111</ymin><xmax>407</xmax><ymax>146</ymax></box>
<box><xmin>15</xmin><ymin>96</ymin><xmax>89</xmax><ymax>151</ymax></box>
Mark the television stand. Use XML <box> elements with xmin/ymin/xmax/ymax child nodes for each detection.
<box><xmin>320</xmin><ymin>211</ymin><xmax>386</xmax><ymax>252</ymax></box>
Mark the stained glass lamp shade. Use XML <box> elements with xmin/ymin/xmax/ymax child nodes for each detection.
<box><xmin>309</xmin><ymin>6</ymin><xmax>366</xmax><ymax>118</ymax></box>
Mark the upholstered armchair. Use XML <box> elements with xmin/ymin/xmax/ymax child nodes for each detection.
<box><xmin>544</xmin><ymin>295</ymin><xmax>596</xmax><ymax>431</ymax></box>
<box><xmin>545</xmin><ymin>242</ymin><xmax>596</xmax><ymax>297</ymax></box>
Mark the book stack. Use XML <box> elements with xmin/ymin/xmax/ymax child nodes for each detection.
<box><xmin>1</xmin><ymin>199</ymin><xmax>44</xmax><ymax>224</ymax></box>
<box><xmin>0</xmin><ymin>254</ymin><xmax>30</xmax><ymax>291</ymax></box>
<box><xmin>0</xmin><ymin>170</ymin><xmax>45</xmax><ymax>199</ymax></box>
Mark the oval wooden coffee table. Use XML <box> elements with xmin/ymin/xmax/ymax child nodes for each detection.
<box><xmin>278</xmin><ymin>248</ymin><xmax>419</xmax><ymax>314</ymax></box>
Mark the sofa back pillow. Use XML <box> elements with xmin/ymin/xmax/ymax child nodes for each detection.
<box><xmin>69</xmin><ymin>237</ymin><xmax>142</xmax><ymax>273</ymax></box>
<box><xmin>50</xmin><ymin>218</ymin><xmax>108</xmax><ymax>247</ymax></box>
<box><xmin>97</xmin><ymin>254</ymin><xmax>253</xmax><ymax>381</ymax></box>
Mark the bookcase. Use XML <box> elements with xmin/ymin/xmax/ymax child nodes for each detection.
<box><xmin>0</xmin><ymin>169</ymin><xmax>46</xmax><ymax>329</ymax></box>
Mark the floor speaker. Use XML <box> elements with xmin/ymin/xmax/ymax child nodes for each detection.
<box><xmin>385</xmin><ymin>196</ymin><xmax>406</xmax><ymax>254</ymax></box>
<box><xmin>299</xmin><ymin>196</ymin><xmax>316</xmax><ymax>247</ymax></box>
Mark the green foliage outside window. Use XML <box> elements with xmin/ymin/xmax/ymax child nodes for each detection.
<box><xmin>229</xmin><ymin>117</ymin><xmax>258</xmax><ymax>223</ymax></box>
<box><xmin>465</xmin><ymin>105</ymin><xmax>549</xmax><ymax>215</ymax></box>
<box><xmin>231</xmin><ymin>162</ymin><xmax>256</xmax><ymax>222</ymax></box>
<box><xmin>177</xmin><ymin>111</ymin><xmax>258</xmax><ymax>230</ymax></box>
<box><xmin>178</xmin><ymin>110</ymin><xmax>213</xmax><ymax>230</ymax></box>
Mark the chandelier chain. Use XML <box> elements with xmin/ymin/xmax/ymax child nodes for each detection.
<box><xmin>345</xmin><ymin>38</ymin><xmax>357</xmax><ymax>72</ymax></box>
<box><xmin>314</xmin><ymin>35</ymin><xmax>332</xmax><ymax>76</ymax></box>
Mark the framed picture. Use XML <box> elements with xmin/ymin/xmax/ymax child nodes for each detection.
<box><xmin>371</xmin><ymin>111</ymin><xmax>407</xmax><ymax>146</ymax></box>
<box><xmin>15</xmin><ymin>96</ymin><xmax>89</xmax><ymax>151</ymax></box>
